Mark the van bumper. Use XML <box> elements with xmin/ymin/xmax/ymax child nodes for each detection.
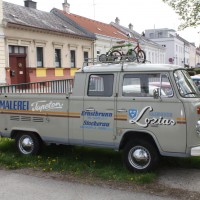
<box><xmin>191</xmin><ymin>146</ymin><xmax>200</xmax><ymax>156</ymax></box>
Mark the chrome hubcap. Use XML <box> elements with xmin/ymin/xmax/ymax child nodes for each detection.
<box><xmin>19</xmin><ymin>135</ymin><xmax>34</xmax><ymax>154</ymax></box>
<box><xmin>128</xmin><ymin>146</ymin><xmax>151</xmax><ymax>169</ymax></box>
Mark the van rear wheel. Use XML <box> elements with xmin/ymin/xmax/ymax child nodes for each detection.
<box><xmin>15</xmin><ymin>133</ymin><xmax>41</xmax><ymax>155</ymax></box>
<box><xmin>123</xmin><ymin>139</ymin><xmax>159</xmax><ymax>173</ymax></box>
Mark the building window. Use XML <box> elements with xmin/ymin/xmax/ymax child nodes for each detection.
<box><xmin>97</xmin><ymin>50</ymin><xmax>101</xmax><ymax>55</ymax></box>
<box><xmin>149</xmin><ymin>33</ymin><xmax>154</xmax><ymax>38</ymax></box>
<box><xmin>97</xmin><ymin>50</ymin><xmax>101</xmax><ymax>61</ymax></box>
<box><xmin>84</xmin><ymin>51</ymin><xmax>89</xmax><ymax>66</ymax></box>
<box><xmin>158</xmin><ymin>32</ymin><xmax>162</xmax><ymax>38</ymax></box>
<box><xmin>55</xmin><ymin>49</ymin><xmax>61</xmax><ymax>68</ymax></box>
<box><xmin>70</xmin><ymin>50</ymin><xmax>76</xmax><ymax>68</ymax></box>
<box><xmin>148</xmin><ymin>52</ymin><xmax>151</xmax><ymax>62</ymax></box>
<box><xmin>152</xmin><ymin>52</ymin><xmax>154</xmax><ymax>63</ymax></box>
<box><xmin>36</xmin><ymin>47</ymin><xmax>43</xmax><ymax>67</ymax></box>
<box><xmin>9</xmin><ymin>46</ymin><xmax>26</xmax><ymax>54</ymax></box>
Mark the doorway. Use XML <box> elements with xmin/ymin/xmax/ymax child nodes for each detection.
<box><xmin>9</xmin><ymin>46</ymin><xmax>27</xmax><ymax>85</ymax></box>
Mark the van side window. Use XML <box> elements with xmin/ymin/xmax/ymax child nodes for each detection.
<box><xmin>88</xmin><ymin>74</ymin><xmax>114</xmax><ymax>97</ymax></box>
<box><xmin>160</xmin><ymin>74</ymin><xmax>173</xmax><ymax>96</ymax></box>
<box><xmin>122</xmin><ymin>73</ymin><xmax>173</xmax><ymax>97</ymax></box>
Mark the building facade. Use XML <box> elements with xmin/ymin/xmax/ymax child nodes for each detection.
<box><xmin>189</xmin><ymin>43</ymin><xmax>197</xmax><ymax>68</ymax></box>
<box><xmin>0</xmin><ymin>0</ymin><xmax>6</xmax><ymax>85</ymax></box>
<box><xmin>196</xmin><ymin>47</ymin><xmax>200</xmax><ymax>66</ymax></box>
<box><xmin>53</xmin><ymin>5</ymin><xmax>136</xmax><ymax>61</ymax></box>
<box><xmin>1</xmin><ymin>0</ymin><xmax>95</xmax><ymax>85</ymax></box>
<box><xmin>145</xmin><ymin>28</ymin><xmax>198</xmax><ymax>68</ymax></box>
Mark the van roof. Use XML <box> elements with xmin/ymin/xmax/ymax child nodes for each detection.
<box><xmin>79</xmin><ymin>63</ymin><xmax>183</xmax><ymax>73</ymax></box>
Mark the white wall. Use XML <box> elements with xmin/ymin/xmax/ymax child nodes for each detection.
<box><xmin>0</xmin><ymin>0</ymin><xmax>6</xmax><ymax>84</ymax></box>
<box><xmin>189</xmin><ymin>44</ymin><xmax>196</xmax><ymax>68</ymax></box>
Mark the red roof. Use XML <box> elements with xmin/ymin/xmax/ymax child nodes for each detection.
<box><xmin>59</xmin><ymin>10</ymin><xmax>135</xmax><ymax>42</ymax></box>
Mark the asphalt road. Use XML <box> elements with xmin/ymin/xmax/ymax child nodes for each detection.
<box><xmin>158</xmin><ymin>168</ymin><xmax>200</xmax><ymax>192</ymax></box>
<box><xmin>0</xmin><ymin>170</ymin><xmax>173</xmax><ymax>200</ymax></box>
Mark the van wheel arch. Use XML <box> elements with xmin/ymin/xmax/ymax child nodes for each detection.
<box><xmin>119</xmin><ymin>131</ymin><xmax>159</xmax><ymax>153</ymax></box>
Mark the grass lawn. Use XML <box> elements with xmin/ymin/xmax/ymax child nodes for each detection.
<box><xmin>1</xmin><ymin>137</ymin><xmax>200</xmax><ymax>184</ymax></box>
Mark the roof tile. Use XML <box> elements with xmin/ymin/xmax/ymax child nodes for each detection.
<box><xmin>58</xmin><ymin>10</ymin><xmax>135</xmax><ymax>42</ymax></box>
<box><xmin>3</xmin><ymin>1</ymin><xmax>95</xmax><ymax>40</ymax></box>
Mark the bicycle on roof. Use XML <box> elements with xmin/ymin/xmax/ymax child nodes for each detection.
<box><xmin>99</xmin><ymin>37</ymin><xmax>146</xmax><ymax>63</ymax></box>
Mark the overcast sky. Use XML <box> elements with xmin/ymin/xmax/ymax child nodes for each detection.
<box><xmin>4</xmin><ymin>0</ymin><xmax>200</xmax><ymax>46</ymax></box>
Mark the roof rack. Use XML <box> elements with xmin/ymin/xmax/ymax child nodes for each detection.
<box><xmin>82</xmin><ymin>56</ymin><xmax>147</xmax><ymax>71</ymax></box>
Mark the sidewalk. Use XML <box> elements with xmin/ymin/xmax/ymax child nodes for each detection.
<box><xmin>0</xmin><ymin>169</ymin><xmax>173</xmax><ymax>200</ymax></box>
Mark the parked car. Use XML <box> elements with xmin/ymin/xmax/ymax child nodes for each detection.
<box><xmin>191</xmin><ymin>75</ymin><xmax>200</xmax><ymax>90</ymax></box>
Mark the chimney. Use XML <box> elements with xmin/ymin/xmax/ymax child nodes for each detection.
<box><xmin>128</xmin><ymin>23</ymin><xmax>133</xmax><ymax>30</ymax></box>
<box><xmin>115</xmin><ymin>17</ymin><xmax>120</xmax><ymax>24</ymax></box>
<box><xmin>24</xmin><ymin>0</ymin><xmax>37</xmax><ymax>9</ymax></box>
<box><xmin>63</xmin><ymin>0</ymin><xmax>70</xmax><ymax>13</ymax></box>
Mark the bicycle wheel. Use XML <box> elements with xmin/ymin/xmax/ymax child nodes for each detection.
<box><xmin>99</xmin><ymin>54</ymin><xmax>107</xmax><ymax>62</ymax></box>
<box><xmin>136</xmin><ymin>50</ymin><xmax>146</xmax><ymax>63</ymax></box>
<box><xmin>127</xmin><ymin>49</ymin><xmax>137</xmax><ymax>62</ymax></box>
<box><xmin>110</xmin><ymin>50</ymin><xmax>122</xmax><ymax>62</ymax></box>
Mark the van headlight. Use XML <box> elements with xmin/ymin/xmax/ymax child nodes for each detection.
<box><xmin>196</xmin><ymin>121</ymin><xmax>200</xmax><ymax>136</ymax></box>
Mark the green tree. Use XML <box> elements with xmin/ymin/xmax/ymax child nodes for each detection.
<box><xmin>162</xmin><ymin>0</ymin><xmax>200</xmax><ymax>30</ymax></box>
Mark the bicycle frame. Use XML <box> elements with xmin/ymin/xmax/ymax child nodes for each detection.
<box><xmin>132</xmin><ymin>41</ymin><xmax>142</xmax><ymax>53</ymax></box>
<box><xmin>106</xmin><ymin>42</ymin><xmax>133</xmax><ymax>55</ymax></box>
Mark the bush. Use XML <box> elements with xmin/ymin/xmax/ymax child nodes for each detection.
<box><xmin>194</xmin><ymin>68</ymin><xmax>200</xmax><ymax>75</ymax></box>
<box><xmin>186</xmin><ymin>68</ymin><xmax>196</xmax><ymax>76</ymax></box>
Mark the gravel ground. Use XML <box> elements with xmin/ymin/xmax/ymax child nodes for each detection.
<box><xmin>4</xmin><ymin>167</ymin><xmax>200</xmax><ymax>200</ymax></box>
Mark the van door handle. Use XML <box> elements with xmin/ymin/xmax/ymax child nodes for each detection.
<box><xmin>86</xmin><ymin>108</ymin><xmax>95</xmax><ymax>112</ymax></box>
<box><xmin>117</xmin><ymin>109</ymin><xmax>127</xmax><ymax>112</ymax></box>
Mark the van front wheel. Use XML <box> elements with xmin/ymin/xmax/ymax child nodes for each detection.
<box><xmin>15</xmin><ymin>133</ymin><xmax>41</xmax><ymax>155</ymax></box>
<box><xmin>123</xmin><ymin>140</ymin><xmax>159</xmax><ymax>173</ymax></box>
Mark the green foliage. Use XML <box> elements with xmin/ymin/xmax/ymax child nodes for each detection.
<box><xmin>194</xmin><ymin>68</ymin><xmax>200</xmax><ymax>75</ymax></box>
<box><xmin>185</xmin><ymin>68</ymin><xmax>196</xmax><ymax>76</ymax></box>
<box><xmin>162</xmin><ymin>0</ymin><xmax>200</xmax><ymax>30</ymax></box>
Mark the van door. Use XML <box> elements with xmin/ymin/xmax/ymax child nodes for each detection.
<box><xmin>83</xmin><ymin>73</ymin><xmax>116</xmax><ymax>147</ymax></box>
<box><xmin>116</xmin><ymin>72</ymin><xmax>187</xmax><ymax>153</ymax></box>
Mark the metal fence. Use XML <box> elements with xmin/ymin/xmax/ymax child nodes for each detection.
<box><xmin>0</xmin><ymin>79</ymin><xmax>74</xmax><ymax>94</ymax></box>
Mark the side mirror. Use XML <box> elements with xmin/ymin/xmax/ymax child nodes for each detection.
<box><xmin>153</xmin><ymin>88</ymin><xmax>160</xmax><ymax>99</ymax></box>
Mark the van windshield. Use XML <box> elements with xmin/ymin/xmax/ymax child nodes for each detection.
<box><xmin>174</xmin><ymin>70</ymin><xmax>199</xmax><ymax>98</ymax></box>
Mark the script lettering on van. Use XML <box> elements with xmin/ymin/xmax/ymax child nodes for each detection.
<box><xmin>0</xmin><ymin>100</ymin><xmax>29</xmax><ymax>110</ymax></box>
<box><xmin>129</xmin><ymin>106</ymin><xmax>176</xmax><ymax>127</ymax></box>
<box><xmin>31</xmin><ymin>101</ymin><xmax>63</xmax><ymax>112</ymax></box>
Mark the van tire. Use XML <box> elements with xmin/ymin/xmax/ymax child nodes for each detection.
<box><xmin>15</xmin><ymin>132</ymin><xmax>41</xmax><ymax>155</ymax></box>
<box><xmin>123</xmin><ymin>139</ymin><xmax>159</xmax><ymax>172</ymax></box>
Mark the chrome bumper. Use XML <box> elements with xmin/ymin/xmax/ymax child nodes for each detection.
<box><xmin>191</xmin><ymin>146</ymin><xmax>200</xmax><ymax>156</ymax></box>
